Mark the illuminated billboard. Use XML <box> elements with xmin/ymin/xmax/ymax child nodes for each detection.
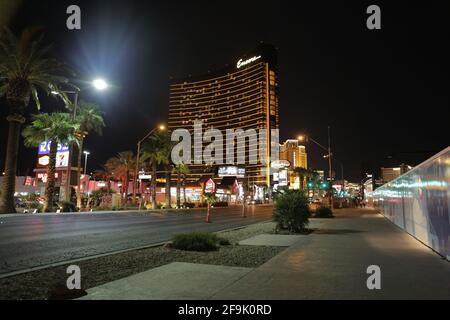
<box><xmin>37</xmin><ymin>141</ymin><xmax>70</xmax><ymax>168</ymax></box>
<box><xmin>38</xmin><ymin>141</ymin><xmax>69</xmax><ymax>155</ymax></box>
<box><xmin>218</xmin><ymin>166</ymin><xmax>245</xmax><ymax>178</ymax></box>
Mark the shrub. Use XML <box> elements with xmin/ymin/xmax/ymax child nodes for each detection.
<box><xmin>218</xmin><ymin>237</ymin><xmax>231</xmax><ymax>246</ymax></box>
<box><xmin>183</xmin><ymin>202</ymin><xmax>196</xmax><ymax>208</ymax></box>
<box><xmin>273</xmin><ymin>189</ymin><xmax>310</xmax><ymax>233</ymax></box>
<box><xmin>213</xmin><ymin>201</ymin><xmax>228</xmax><ymax>207</ymax></box>
<box><xmin>315</xmin><ymin>206</ymin><xmax>334</xmax><ymax>218</ymax></box>
<box><xmin>58</xmin><ymin>201</ymin><xmax>78</xmax><ymax>212</ymax></box>
<box><xmin>171</xmin><ymin>232</ymin><xmax>220</xmax><ymax>251</ymax></box>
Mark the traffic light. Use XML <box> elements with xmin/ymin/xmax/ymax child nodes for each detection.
<box><xmin>320</xmin><ymin>181</ymin><xmax>329</xmax><ymax>190</ymax></box>
<box><xmin>307</xmin><ymin>181</ymin><xmax>314</xmax><ymax>189</ymax></box>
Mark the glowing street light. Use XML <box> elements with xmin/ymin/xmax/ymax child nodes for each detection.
<box><xmin>83</xmin><ymin>151</ymin><xmax>90</xmax><ymax>174</ymax></box>
<box><xmin>133</xmin><ymin>124</ymin><xmax>166</xmax><ymax>207</ymax></box>
<box><xmin>92</xmin><ymin>78</ymin><xmax>108</xmax><ymax>91</ymax></box>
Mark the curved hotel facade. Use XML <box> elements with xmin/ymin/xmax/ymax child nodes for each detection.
<box><xmin>168</xmin><ymin>44</ymin><xmax>279</xmax><ymax>194</ymax></box>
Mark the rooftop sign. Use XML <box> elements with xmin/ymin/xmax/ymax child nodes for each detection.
<box><xmin>236</xmin><ymin>55</ymin><xmax>261</xmax><ymax>69</ymax></box>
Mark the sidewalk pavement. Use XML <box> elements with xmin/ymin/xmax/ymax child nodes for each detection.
<box><xmin>80</xmin><ymin>208</ymin><xmax>450</xmax><ymax>300</ymax></box>
<box><xmin>211</xmin><ymin>208</ymin><xmax>450</xmax><ymax>300</ymax></box>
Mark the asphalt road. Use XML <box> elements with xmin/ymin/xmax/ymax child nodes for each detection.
<box><xmin>0</xmin><ymin>205</ymin><xmax>273</xmax><ymax>275</ymax></box>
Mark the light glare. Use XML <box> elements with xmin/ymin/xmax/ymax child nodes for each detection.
<box><xmin>93</xmin><ymin>79</ymin><xmax>108</xmax><ymax>90</ymax></box>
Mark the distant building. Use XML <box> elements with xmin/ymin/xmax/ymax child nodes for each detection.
<box><xmin>381</xmin><ymin>163</ymin><xmax>412</xmax><ymax>183</ymax></box>
<box><xmin>315</xmin><ymin>170</ymin><xmax>325</xmax><ymax>180</ymax></box>
<box><xmin>279</xmin><ymin>139</ymin><xmax>308</xmax><ymax>189</ymax></box>
<box><xmin>279</xmin><ymin>139</ymin><xmax>307</xmax><ymax>169</ymax></box>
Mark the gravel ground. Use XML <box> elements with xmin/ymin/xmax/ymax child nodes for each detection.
<box><xmin>0</xmin><ymin>222</ymin><xmax>284</xmax><ymax>300</ymax></box>
<box><xmin>216</xmin><ymin>221</ymin><xmax>277</xmax><ymax>243</ymax></box>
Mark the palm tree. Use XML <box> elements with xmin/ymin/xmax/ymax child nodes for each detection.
<box><xmin>141</xmin><ymin>135</ymin><xmax>167</xmax><ymax>209</ymax></box>
<box><xmin>157</xmin><ymin>132</ymin><xmax>175</xmax><ymax>209</ymax></box>
<box><xmin>104</xmin><ymin>151</ymin><xmax>135</xmax><ymax>206</ymax></box>
<box><xmin>22</xmin><ymin>113</ymin><xmax>79</xmax><ymax>212</ymax></box>
<box><xmin>173</xmin><ymin>163</ymin><xmax>190</xmax><ymax>208</ymax></box>
<box><xmin>74</xmin><ymin>101</ymin><xmax>105</xmax><ymax>208</ymax></box>
<box><xmin>92</xmin><ymin>167</ymin><xmax>113</xmax><ymax>192</ymax></box>
<box><xmin>0</xmin><ymin>27</ymin><xmax>75</xmax><ymax>213</ymax></box>
<box><xmin>203</xmin><ymin>192</ymin><xmax>216</xmax><ymax>223</ymax></box>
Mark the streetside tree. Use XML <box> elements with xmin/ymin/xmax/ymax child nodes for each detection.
<box><xmin>0</xmin><ymin>27</ymin><xmax>75</xmax><ymax>213</ymax></box>
<box><xmin>73</xmin><ymin>101</ymin><xmax>105</xmax><ymax>209</ymax></box>
<box><xmin>22</xmin><ymin>113</ymin><xmax>79</xmax><ymax>212</ymax></box>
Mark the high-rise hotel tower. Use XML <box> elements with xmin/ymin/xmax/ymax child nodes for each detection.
<box><xmin>168</xmin><ymin>44</ymin><xmax>279</xmax><ymax>187</ymax></box>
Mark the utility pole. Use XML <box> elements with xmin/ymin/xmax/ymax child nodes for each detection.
<box><xmin>327</xmin><ymin>126</ymin><xmax>333</xmax><ymax>209</ymax></box>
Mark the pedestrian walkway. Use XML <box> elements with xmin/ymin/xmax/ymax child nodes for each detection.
<box><xmin>212</xmin><ymin>208</ymin><xmax>450</xmax><ymax>299</ymax></box>
<box><xmin>80</xmin><ymin>262</ymin><xmax>252</xmax><ymax>300</ymax></box>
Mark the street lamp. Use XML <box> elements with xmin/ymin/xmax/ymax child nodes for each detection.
<box><xmin>298</xmin><ymin>126</ymin><xmax>334</xmax><ymax>208</ymax></box>
<box><xmin>53</xmin><ymin>79</ymin><xmax>109</xmax><ymax>202</ymax></box>
<box><xmin>92</xmin><ymin>78</ymin><xmax>108</xmax><ymax>91</ymax></box>
<box><xmin>83</xmin><ymin>151</ymin><xmax>90</xmax><ymax>174</ymax></box>
<box><xmin>133</xmin><ymin>124</ymin><xmax>166</xmax><ymax>206</ymax></box>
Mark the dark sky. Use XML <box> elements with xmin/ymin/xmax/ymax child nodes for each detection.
<box><xmin>1</xmin><ymin>0</ymin><xmax>449</xmax><ymax>181</ymax></box>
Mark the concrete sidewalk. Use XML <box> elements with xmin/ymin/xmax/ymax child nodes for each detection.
<box><xmin>79</xmin><ymin>208</ymin><xmax>450</xmax><ymax>300</ymax></box>
<box><xmin>211</xmin><ymin>208</ymin><xmax>450</xmax><ymax>299</ymax></box>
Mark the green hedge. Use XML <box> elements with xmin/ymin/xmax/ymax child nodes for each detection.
<box><xmin>171</xmin><ymin>232</ymin><xmax>222</xmax><ymax>251</ymax></box>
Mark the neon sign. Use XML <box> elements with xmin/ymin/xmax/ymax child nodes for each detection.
<box><xmin>236</xmin><ymin>55</ymin><xmax>261</xmax><ymax>69</ymax></box>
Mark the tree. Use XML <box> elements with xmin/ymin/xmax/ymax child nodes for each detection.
<box><xmin>0</xmin><ymin>27</ymin><xmax>75</xmax><ymax>213</ymax></box>
<box><xmin>92</xmin><ymin>167</ymin><xmax>113</xmax><ymax>192</ymax></box>
<box><xmin>22</xmin><ymin>113</ymin><xmax>79</xmax><ymax>212</ymax></box>
<box><xmin>141</xmin><ymin>134</ymin><xmax>167</xmax><ymax>209</ymax></box>
<box><xmin>203</xmin><ymin>192</ymin><xmax>216</xmax><ymax>223</ymax></box>
<box><xmin>104</xmin><ymin>151</ymin><xmax>135</xmax><ymax>206</ymax></box>
<box><xmin>156</xmin><ymin>132</ymin><xmax>175</xmax><ymax>209</ymax></box>
<box><xmin>173</xmin><ymin>164</ymin><xmax>190</xmax><ymax>208</ymax></box>
<box><xmin>74</xmin><ymin>101</ymin><xmax>105</xmax><ymax>208</ymax></box>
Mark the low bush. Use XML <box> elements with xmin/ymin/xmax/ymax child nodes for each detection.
<box><xmin>218</xmin><ymin>237</ymin><xmax>231</xmax><ymax>246</ymax></box>
<box><xmin>273</xmin><ymin>189</ymin><xmax>310</xmax><ymax>233</ymax></box>
<box><xmin>156</xmin><ymin>203</ymin><xmax>164</xmax><ymax>209</ymax></box>
<box><xmin>171</xmin><ymin>232</ymin><xmax>220</xmax><ymax>251</ymax></box>
<box><xmin>58</xmin><ymin>201</ymin><xmax>77</xmax><ymax>213</ymax></box>
<box><xmin>213</xmin><ymin>201</ymin><xmax>228</xmax><ymax>207</ymax></box>
<box><xmin>183</xmin><ymin>202</ymin><xmax>196</xmax><ymax>208</ymax></box>
<box><xmin>315</xmin><ymin>206</ymin><xmax>334</xmax><ymax>218</ymax></box>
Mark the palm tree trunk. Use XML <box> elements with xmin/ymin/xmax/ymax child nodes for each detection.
<box><xmin>182</xmin><ymin>175</ymin><xmax>186</xmax><ymax>205</ymax></box>
<box><xmin>0</xmin><ymin>115</ymin><xmax>25</xmax><ymax>213</ymax></box>
<box><xmin>165</xmin><ymin>168</ymin><xmax>171</xmax><ymax>209</ymax></box>
<box><xmin>206</xmin><ymin>203</ymin><xmax>211</xmax><ymax>223</ymax></box>
<box><xmin>131</xmin><ymin>171</ymin><xmax>136</xmax><ymax>205</ymax></box>
<box><xmin>151</xmin><ymin>162</ymin><xmax>157</xmax><ymax>209</ymax></box>
<box><xmin>44</xmin><ymin>141</ymin><xmax>58</xmax><ymax>212</ymax></box>
<box><xmin>176</xmin><ymin>172</ymin><xmax>181</xmax><ymax>208</ymax></box>
<box><xmin>76</xmin><ymin>137</ymin><xmax>84</xmax><ymax>209</ymax></box>
<box><xmin>124</xmin><ymin>170</ymin><xmax>129</xmax><ymax>208</ymax></box>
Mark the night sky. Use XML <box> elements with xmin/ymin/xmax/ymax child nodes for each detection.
<box><xmin>1</xmin><ymin>0</ymin><xmax>449</xmax><ymax>182</ymax></box>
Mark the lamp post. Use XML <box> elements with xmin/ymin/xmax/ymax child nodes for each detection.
<box><xmin>52</xmin><ymin>89</ymin><xmax>79</xmax><ymax>202</ymax></box>
<box><xmin>83</xmin><ymin>151</ymin><xmax>90</xmax><ymax>174</ymax></box>
<box><xmin>298</xmin><ymin>126</ymin><xmax>334</xmax><ymax>208</ymax></box>
<box><xmin>133</xmin><ymin>124</ymin><xmax>166</xmax><ymax>206</ymax></box>
<box><xmin>53</xmin><ymin>78</ymin><xmax>108</xmax><ymax>203</ymax></box>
